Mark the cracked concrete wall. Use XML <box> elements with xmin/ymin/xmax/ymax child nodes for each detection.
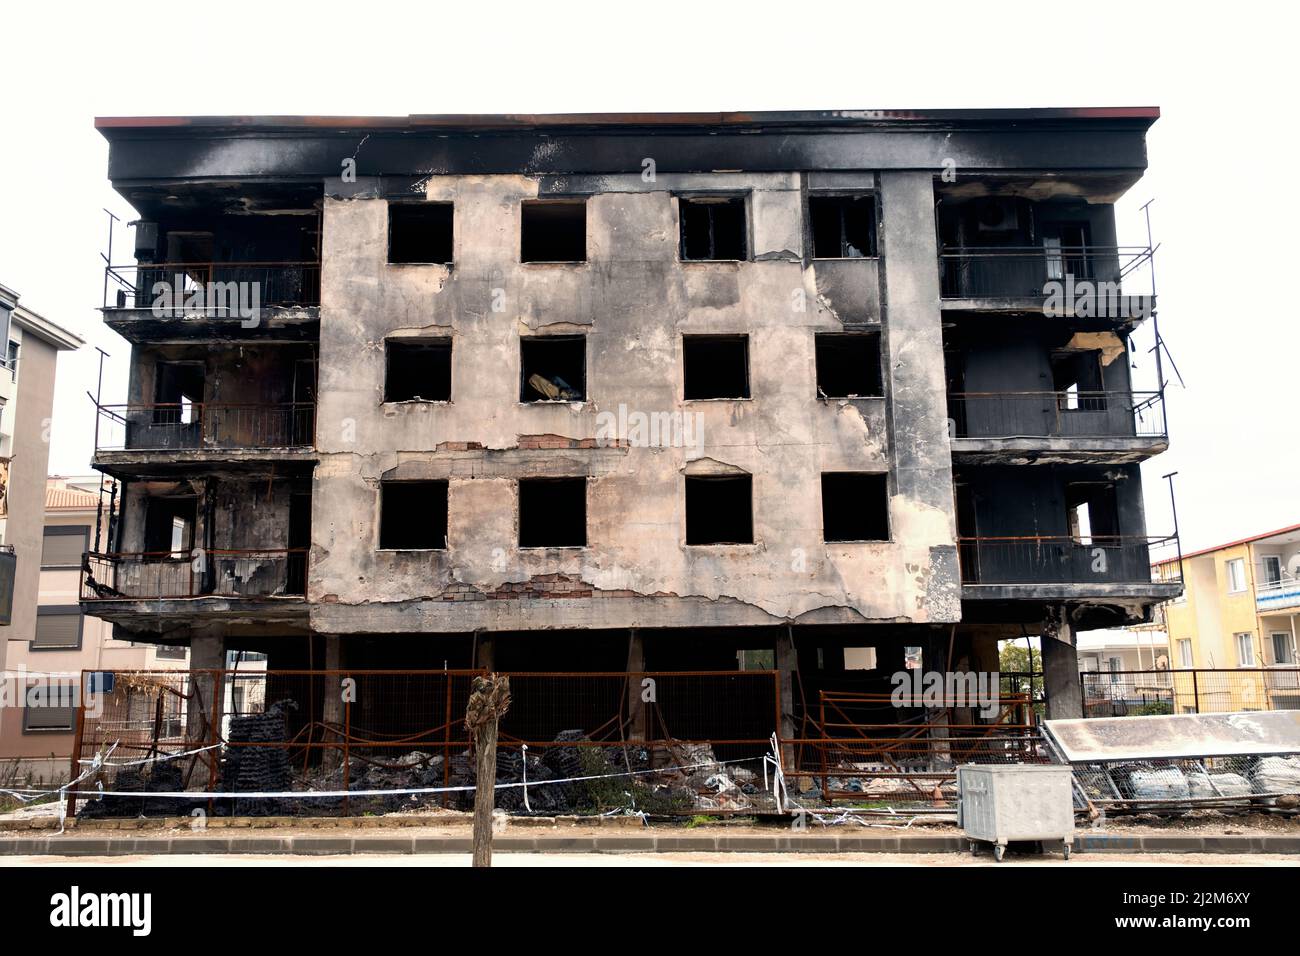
<box><xmin>309</xmin><ymin>171</ymin><xmax>958</xmax><ymax>633</ymax></box>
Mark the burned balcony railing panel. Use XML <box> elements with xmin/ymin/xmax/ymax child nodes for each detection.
<box><xmin>94</xmin><ymin>403</ymin><xmax>316</xmax><ymax>453</ymax></box>
<box><xmin>957</xmin><ymin>535</ymin><xmax>1181</xmax><ymax>587</ymax></box>
<box><xmin>947</xmin><ymin>391</ymin><xmax>1166</xmax><ymax>441</ymax></box>
<box><xmin>104</xmin><ymin>262</ymin><xmax>321</xmax><ymax>310</ymax></box>
<box><xmin>938</xmin><ymin>246</ymin><xmax>1151</xmax><ymax>304</ymax></box>
<box><xmin>81</xmin><ymin>549</ymin><xmax>309</xmax><ymax>601</ymax></box>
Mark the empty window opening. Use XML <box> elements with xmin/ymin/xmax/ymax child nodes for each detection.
<box><xmin>810</xmin><ymin>195</ymin><xmax>877</xmax><ymax>258</ymax></box>
<box><xmin>521</xmin><ymin>200</ymin><xmax>587</xmax><ymax>263</ymax></box>
<box><xmin>685</xmin><ymin>475</ymin><xmax>753</xmax><ymax>545</ymax></box>
<box><xmin>815</xmin><ymin>333</ymin><xmax>882</xmax><ymax>398</ymax></box>
<box><xmin>683</xmin><ymin>335</ymin><xmax>749</xmax><ymax>400</ymax></box>
<box><xmin>379</xmin><ymin>481</ymin><xmax>449</xmax><ymax>550</ymax></box>
<box><xmin>385</xmin><ymin>339</ymin><xmax>452</xmax><ymax>402</ymax></box>
<box><xmin>154</xmin><ymin>362</ymin><xmax>204</xmax><ymax>425</ymax></box>
<box><xmin>388</xmin><ymin>202</ymin><xmax>454</xmax><ymax>265</ymax></box>
<box><xmin>1052</xmin><ymin>349</ymin><xmax>1106</xmax><ymax>411</ymax></box>
<box><xmin>518</xmin><ymin>478</ymin><xmax>587</xmax><ymax>548</ymax></box>
<box><xmin>521</xmin><ymin>336</ymin><xmax>586</xmax><ymax>402</ymax></box>
<box><xmin>680</xmin><ymin>197</ymin><xmax>747</xmax><ymax>261</ymax></box>
<box><xmin>821</xmin><ymin>472</ymin><xmax>890</xmax><ymax>541</ymax></box>
<box><xmin>1066</xmin><ymin>482</ymin><xmax>1119</xmax><ymax>545</ymax></box>
<box><xmin>143</xmin><ymin>497</ymin><xmax>197</xmax><ymax>558</ymax></box>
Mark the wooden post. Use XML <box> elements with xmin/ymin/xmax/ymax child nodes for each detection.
<box><xmin>465</xmin><ymin>674</ymin><xmax>511</xmax><ymax>868</ymax></box>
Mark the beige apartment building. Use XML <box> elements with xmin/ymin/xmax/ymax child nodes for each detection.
<box><xmin>0</xmin><ymin>477</ymin><xmax>189</xmax><ymax>784</ymax></box>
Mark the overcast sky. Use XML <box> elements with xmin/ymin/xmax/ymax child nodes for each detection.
<box><xmin>2</xmin><ymin>1</ymin><xmax>1293</xmax><ymax>554</ymax></box>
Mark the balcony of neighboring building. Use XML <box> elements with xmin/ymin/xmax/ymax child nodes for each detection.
<box><xmin>1254</xmin><ymin>539</ymin><xmax>1300</xmax><ymax>614</ymax></box>
<box><xmin>934</xmin><ymin>192</ymin><xmax>1154</xmax><ymax>324</ymax></box>
<box><xmin>100</xmin><ymin>183</ymin><xmax>321</xmax><ymax>343</ymax></box>
<box><xmin>79</xmin><ymin>478</ymin><xmax>311</xmax><ymax>628</ymax></box>
<box><xmin>92</xmin><ymin>346</ymin><xmax>317</xmax><ymax>479</ymax></box>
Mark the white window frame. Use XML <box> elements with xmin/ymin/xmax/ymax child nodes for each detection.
<box><xmin>1226</xmin><ymin>558</ymin><xmax>1247</xmax><ymax>593</ymax></box>
<box><xmin>1235</xmin><ymin>632</ymin><xmax>1255</xmax><ymax>667</ymax></box>
<box><xmin>1178</xmin><ymin>639</ymin><xmax>1193</xmax><ymax>668</ymax></box>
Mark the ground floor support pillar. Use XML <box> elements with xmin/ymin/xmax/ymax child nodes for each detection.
<box><xmin>473</xmin><ymin>632</ymin><xmax>494</xmax><ymax>671</ymax></box>
<box><xmin>1042</xmin><ymin>612</ymin><xmax>1083</xmax><ymax>720</ymax></box>
<box><xmin>322</xmin><ymin>635</ymin><xmax>345</xmax><ymax>771</ymax></box>
<box><xmin>776</xmin><ymin>627</ymin><xmax>797</xmax><ymax>769</ymax></box>
<box><xmin>626</xmin><ymin>629</ymin><xmax>646</xmax><ymax>741</ymax></box>
<box><xmin>186</xmin><ymin>630</ymin><xmax>226</xmax><ymax>790</ymax></box>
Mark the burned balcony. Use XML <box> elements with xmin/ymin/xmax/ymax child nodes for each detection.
<box><xmin>103</xmin><ymin>262</ymin><xmax>320</xmax><ymax>342</ymax></box>
<box><xmin>938</xmin><ymin>246</ymin><xmax>1153</xmax><ymax>316</ymax></box>
<box><xmin>947</xmin><ymin>390</ymin><xmax>1167</xmax><ymax>463</ymax></box>
<box><xmin>92</xmin><ymin>401</ymin><xmax>316</xmax><ymax>477</ymax></box>
<box><xmin>957</xmin><ymin>534</ymin><xmax>1182</xmax><ymax>592</ymax></box>
<box><xmin>81</xmin><ymin>548</ymin><xmax>308</xmax><ymax>605</ymax></box>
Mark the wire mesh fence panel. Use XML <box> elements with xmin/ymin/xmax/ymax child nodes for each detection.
<box><xmin>1071</xmin><ymin>753</ymin><xmax>1300</xmax><ymax>811</ymax></box>
<box><xmin>1081</xmin><ymin>669</ymin><xmax>1300</xmax><ymax>716</ymax></box>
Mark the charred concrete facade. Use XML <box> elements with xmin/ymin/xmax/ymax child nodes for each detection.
<box><xmin>85</xmin><ymin>109</ymin><xmax>1177</xmax><ymax>725</ymax></box>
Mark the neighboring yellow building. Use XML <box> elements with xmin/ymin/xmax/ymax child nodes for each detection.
<box><xmin>1155</xmin><ymin>523</ymin><xmax>1300</xmax><ymax>712</ymax></box>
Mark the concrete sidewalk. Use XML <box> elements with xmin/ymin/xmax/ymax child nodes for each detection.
<box><xmin>4</xmin><ymin>829</ymin><xmax>1299</xmax><ymax>857</ymax></box>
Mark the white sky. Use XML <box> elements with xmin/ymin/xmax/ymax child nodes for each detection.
<box><xmin>1</xmin><ymin>1</ymin><xmax>1294</xmax><ymax>553</ymax></box>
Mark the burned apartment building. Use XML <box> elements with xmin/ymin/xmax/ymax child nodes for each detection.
<box><xmin>81</xmin><ymin>108</ymin><xmax>1178</xmax><ymax>763</ymax></box>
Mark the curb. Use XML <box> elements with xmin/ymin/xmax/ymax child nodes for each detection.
<box><xmin>2</xmin><ymin>832</ymin><xmax>1298</xmax><ymax>856</ymax></box>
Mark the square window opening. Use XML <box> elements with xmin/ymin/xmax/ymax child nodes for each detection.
<box><xmin>521</xmin><ymin>200</ymin><xmax>587</xmax><ymax>263</ymax></box>
<box><xmin>518</xmin><ymin>477</ymin><xmax>587</xmax><ymax>548</ymax></box>
<box><xmin>153</xmin><ymin>362</ymin><xmax>204</xmax><ymax>425</ymax></box>
<box><xmin>1066</xmin><ymin>482</ymin><xmax>1120</xmax><ymax>545</ymax></box>
<box><xmin>143</xmin><ymin>497</ymin><xmax>197</xmax><ymax>559</ymax></box>
<box><xmin>683</xmin><ymin>335</ymin><xmax>749</xmax><ymax>400</ymax></box>
<box><xmin>685</xmin><ymin>474</ymin><xmax>753</xmax><ymax>545</ymax></box>
<box><xmin>1052</xmin><ymin>349</ymin><xmax>1107</xmax><ymax>411</ymax></box>
<box><xmin>379</xmin><ymin>481</ymin><xmax>449</xmax><ymax>550</ymax></box>
<box><xmin>821</xmin><ymin>472</ymin><xmax>890</xmax><ymax>541</ymax></box>
<box><xmin>680</xmin><ymin>196</ymin><xmax>747</xmax><ymax>261</ymax></box>
<box><xmin>385</xmin><ymin>339</ymin><xmax>452</xmax><ymax>402</ymax></box>
<box><xmin>521</xmin><ymin>336</ymin><xmax>586</xmax><ymax>402</ymax></box>
<box><xmin>815</xmin><ymin>333</ymin><xmax>882</xmax><ymax>398</ymax></box>
<box><xmin>388</xmin><ymin>202</ymin><xmax>454</xmax><ymax>265</ymax></box>
<box><xmin>810</xmin><ymin>195</ymin><xmax>877</xmax><ymax>258</ymax></box>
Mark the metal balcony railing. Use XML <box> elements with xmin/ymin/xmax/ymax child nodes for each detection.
<box><xmin>93</xmin><ymin>402</ymin><xmax>315</xmax><ymax>453</ymax></box>
<box><xmin>80</xmin><ymin>549</ymin><xmax>308</xmax><ymax>601</ymax></box>
<box><xmin>947</xmin><ymin>390</ymin><xmax>1166</xmax><ymax>441</ymax></box>
<box><xmin>957</xmin><ymin>534</ymin><xmax>1181</xmax><ymax>587</ymax></box>
<box><xmin>938</xmin><ymin>245</ymin><xmax>1151</xmax><ymax>301</ymax></box>
<box><xmin>1257</xmin><ymin>576</ymin><xmax>1300</xmax><ymax>612</ymax></box>
<box><xmin>104</xmin><ymin>261</ymin><xmax>321</xmax><ymax>310</ymax></box>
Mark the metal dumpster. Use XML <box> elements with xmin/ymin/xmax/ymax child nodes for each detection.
<box><xmin>957</xmin><ymin>764</ymin><xmax>1074</xmax><ymax>861</ymax></box>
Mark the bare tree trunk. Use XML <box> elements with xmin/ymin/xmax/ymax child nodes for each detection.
<box><xmin>472</xmin><ymin>717</ymin><xmax>499</xmax><ymax>868</ymax></box>
<box><xmin>465</xmin><ymin>674</ymin><xmax>511</xmax><ymax>869</ymax></box>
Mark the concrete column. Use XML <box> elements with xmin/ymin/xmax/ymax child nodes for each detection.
<box><xmin>322</xmin><ymin>635</ymin><xmax>344</xmax><ymax>771</ymax></box>
<box><xmin>626</xmin><ymin>629</ymin><xmax>646</xmax><ymax>741</ymax></box>
<box><xmin>877</xmin><ymin>171</ymin><xmax>961</xmax><ymax>623</ymax></box>
<box><xmin>186</xmin><ymin>630</ymin><xmax>226</xmax><ymax>788</ymax></box>
<box><xmin>1042</xmin><ymin>612</ymin><xmax>1083</xmax><ymax>720</ymax></box>
<box><xmin>775</xmin><ymin>627</ymin><xmax>797</xmax><ymax>767</ymax></box>
<box><xmin>473</xmin><ymin>632</ymin><xmax>494</xmax><ymax>671</ymax></box>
